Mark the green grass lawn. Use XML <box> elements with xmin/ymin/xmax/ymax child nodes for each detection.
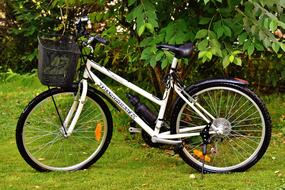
<box><xmin>1</xmin><ymin>77</ymin><xmax>285</xmax><ymax>190</ymax></box>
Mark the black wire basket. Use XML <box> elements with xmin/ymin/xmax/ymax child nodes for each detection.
<box><xmin>38</xmin><ymin>35</ymin><xmax>80</xmax><ymax>87</ymax></box>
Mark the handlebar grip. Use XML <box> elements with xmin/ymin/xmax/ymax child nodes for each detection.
<box><xmin>94</xmin><ymin>35</ymin><xmax>109</xmax><ymax>45</ymax></box>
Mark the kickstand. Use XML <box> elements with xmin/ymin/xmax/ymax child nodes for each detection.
<box><xmin>200</xmin><ymin>123</ymin><xmax>211</xmax><ymax>179</ymax></box>
<box><xmin>201</xmin><ymin>143</ymin><xmax>207</xmax><ymax>179</ymax></box>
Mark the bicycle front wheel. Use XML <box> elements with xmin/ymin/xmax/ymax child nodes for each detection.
<box><xmin>16</xmin><ymin>87</ymin><xmax>113</xmax><ymax>171</ymax></box>
<box><xmin>171</xmin><ymin>82</ymin><xmax>271</xmax><ymax>173</ymax></box>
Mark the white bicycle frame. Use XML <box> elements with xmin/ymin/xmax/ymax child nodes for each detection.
<box><xmin>65</xmin><ymin>57</ymin><xmax>218</xmax><ymax>145</ymax></box>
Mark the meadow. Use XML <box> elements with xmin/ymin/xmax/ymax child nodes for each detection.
<box><xmin>0</xmin><ymin>75</ymin><xmax>285</xmax><ymax>190</ymax></box>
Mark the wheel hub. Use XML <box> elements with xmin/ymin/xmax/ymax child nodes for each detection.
<box><xmin>212</xmin><ymin>118</ymin><xmax>232</xmax><ymax>136</ymax></box>
<box><xmin>59</xmin><ymin>126</ymin><xmax>68</xmax><ymax>137</ymax></box>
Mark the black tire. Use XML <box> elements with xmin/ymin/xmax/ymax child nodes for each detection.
<box><xmin>171</xmin><ymin>82</ymin><xmax>271</xmax><ymax>173</ymax></box>
<box><xmin>16</xmin><ymin>87</ymin><xmax>113</xmax><ymax>171</ymax></box>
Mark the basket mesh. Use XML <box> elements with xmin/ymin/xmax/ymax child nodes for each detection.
<box><xmin>38</xmin><ymin>35</ymin><xmax>80</xmax><ymax>87</ymax></box>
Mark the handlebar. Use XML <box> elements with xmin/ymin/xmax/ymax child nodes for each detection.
<box><xmin>76</xmin><ymin>16</ymin><xmax>109</xmax><ymax>46</ymax></box>
<box><xmin>75</xmin><ymin>16</ymin><xmax>89</xmax><ymax>25</ymax></box>
<box><xmin>88</xmin><ymin>35</ymin><xmax>109</xmax><ymax>45</ymax></box>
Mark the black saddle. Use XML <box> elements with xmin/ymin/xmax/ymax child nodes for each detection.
<box><xmin>156</xmin><ymin>43</ymin><xmax>194</xmax><ymax>58</ymax></box>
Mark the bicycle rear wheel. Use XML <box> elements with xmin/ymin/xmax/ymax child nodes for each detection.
<box><xmin>171</xmin><ymin>82</ymin><xmax>271</xmax><ymax>173</ymax></box>
<box><xmin>16</xmin><ymin>87</ymin><xmax>113</xmax><ymax>171</ymax></box>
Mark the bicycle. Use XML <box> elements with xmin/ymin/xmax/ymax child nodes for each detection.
<box><xmin>16</xmin><ymin>17</ymin><xmax>271</xmax><ymax>173</ymax></box>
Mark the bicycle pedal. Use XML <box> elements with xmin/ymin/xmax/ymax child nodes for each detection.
<box><xmin>128</xmin><ymin>127</ymin><xmax>141</xmax><ymax>134</ymax></box>
<box><xmin>128</xmin><ymin>120</ymin><xmax>141</xmax><ymax>134</ymax></box>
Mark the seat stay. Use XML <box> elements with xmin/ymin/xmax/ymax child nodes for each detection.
<box><xmin>174</xmin><ymin>84</ymin><xmax>213</xmax><ymax>124</ymax></box>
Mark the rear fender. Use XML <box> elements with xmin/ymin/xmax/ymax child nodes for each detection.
<box><xmin>170</xmin><ymin>78</ymin><xmax>248</xmax><ymax>118</ymax></box>
<box><xmin>190</xmin><ymin>78</ymin><xmax>249</xmax><ymax>89</ymax></box>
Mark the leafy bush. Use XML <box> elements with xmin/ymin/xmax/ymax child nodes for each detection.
<box><xmin>2</xmin><ymin>0</ymin><xmax>285</xmax><ymax>94</ymax></box>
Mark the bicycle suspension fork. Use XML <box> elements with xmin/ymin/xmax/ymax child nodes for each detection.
<box><xmin>64</xmin><ymin>79</ymin><xmax>88</xmax><ymax>136</ymax></box>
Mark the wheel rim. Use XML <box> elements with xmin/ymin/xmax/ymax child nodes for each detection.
<box><xmin>176</xmin><ymin>86</ymin><xmax>266</xmax><ymax>172</ymax></box>
<box><xmin>22</xmin><ymin>92</ymin><xmax>108</xmax><ymax>171</ymax></box>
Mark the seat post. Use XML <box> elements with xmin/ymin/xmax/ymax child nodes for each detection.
<box><xmin>171</xmin><ymin>57</ymin><xmax>178</xmax><ymax>70</ymax></box>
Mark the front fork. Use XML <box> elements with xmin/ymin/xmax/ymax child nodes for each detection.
<box><xmin>61</xmin><ymin>79</ymin><xmax>88</xmax><ymax>136</ymax></box>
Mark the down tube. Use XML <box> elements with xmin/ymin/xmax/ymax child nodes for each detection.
<box><xmin>88</xmin><ymin>70</ymin><xmax>155</xmax><ymax>136</ymax></box>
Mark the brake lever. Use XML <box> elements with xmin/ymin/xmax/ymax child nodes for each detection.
<box><xmin>94</xmin><ymin>35</ymin><xmax>109</xmax><ymax>45</ymax></box>
<box><xmin>75</xmin><ymin>16</ymin><xmax>89</xmax><ymax>25</ymax></box>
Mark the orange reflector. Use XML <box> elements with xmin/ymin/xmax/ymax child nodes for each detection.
<box><xmin>234</xmin><ymin>78</ymin><xmax>249</xmax><ymax>85</ymax></box>
<box><xmin>95</xmin><ymin>123</ymin><xmax>102</xmax><ymax>141</ymax></box>
<box><xmin>193</xmin><ymin>149</ymin><xmax>211</xmax><ymax>162</ymax></box>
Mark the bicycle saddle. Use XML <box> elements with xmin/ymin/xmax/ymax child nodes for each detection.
<box><xmin>156</xmin><ymin>42</ymin><xmax>194</xmax><ymax>58</ymax></box>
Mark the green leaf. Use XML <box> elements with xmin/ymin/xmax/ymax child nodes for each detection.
<box><xmin>280</xmin><ymin>42</ymin><xmax>285</xmax><ymax>52</ymax></box>
<box><xmin>239</xmin><ymin>32</ymin><xmax>247</xmax><ymax>44</ymax></box>
<box><xmin>202</xmin><ymin>56</ymin><xmax>208</xmax><ymax>63</ymax></box>
<box><xmin>243</xmin><ymin>40</ymin><xmax>251</xmax><ymax>51</ymax></box>
<box><xmin>149</xmin><ymin>19</ymin><xmax>159</xmax><ymax>28</ymax></box>
<box><xmin>223</xmin><ymin>25</ymin><xmax>232</xmax><ymax>37</ymax></box>
<box><xmin>140</xmin><ymin>37</ymin><xmax>153</xmax><ymax>47</ymax></box>
<box><xmin>198</xmin><ymin>39</ymin><xmax>209</xmax><ymax>50</ymax></box>
<box><xmin>223</xmin><ymin>55</ymin><xmax>230</xmax><ymax>68</ymax></box>
<box><xmin>210</xmin><ymin>39</ymin><xmax>221</xmax><ymax>48</ymax></box>
<box><xmin>229</xmin><ymin>55</ymin><xmax>234</xmax><ymax>62</ymax></box>
<box><xmin>216</xmin><ymin>26</ymin><xmax>224</xmax><ymax>39</ymax></box>
<box><xmin>254</xmin><ymin>41</ymin><xmax>265</xmax><ymax>51</ymax></box>
<box><xmin>145</xmin><ymin>23</ymin><xmax>154</xmax><ymax>33</ymax></box>
<box><xmin>211</xmin><ymin>47</ymin><xmax>222</xmax><ymax>57</ymax></box>
<box><xmin>183</xmin><ymin>59</ymin><xmax>189</xmax><ymax>65</ymax></box>
<box><xmin>258</xmin><ymin>30</ymin><xmax>266</xmax><ymax>41</ymax></box>
<box><xmin>247</xmin><ymin>44</ymin><xmax>255</xmax><ymax>56</ymax></box>
<box><xmin>161</xmin><ymin>58</ymin><xmax>168</xmax><ymax>69</ymax></box>
<box><xmin>165</xmin><ymin>51</ymin><xmax>174</xmax><ymax>61</ymax></box>
<box><xmin>232</xmin><ymin>50</ymin><xmax>242</xmax><ymax>56</ymax></box>
<box><xmin>272</xmin><ymin>42</ymin><xmax>280</xmax><ymax>53</ymax></box>
<box><xmin>263</xmin><ymin>38</ymin><xmax>271</xmax><ymax>48</ymax></box>
<box><xmin>281</xmin><ymin>69</ymin><xmax>285</xmax><ymax>79</ymax></box>
<box><xmin>198</xmin><ymin>51</ymin><xmax>207</xmax><ymax>59</ymax></box>
<box><xmin>234</xmin><ymin>57</ymin><xmax>242</xmax><ymax>66</ymax></box>
<box><xmin>270</xmin><ymin>20</ymin><xmax>278</xmax><ymax>32</ymax></box>
<box><xmin>140</xmin><ymin>47</ymin><xmax>153</xmax><ymax>60</ymax></box>
<box><xmin>263</xmin><ymin>18</ymin><xmax>269</xmax><ymax>28</ymax></box>
<box><xmin>126</xmin><ymin>11</ymin><xmax>134</xmax><ymax>22</ymax></box>
<box><xmin>165</xmin><ymin>23</ymin><xmax>175</xmax><ymax>42</ymax></box>
<box><xmin>199</xmin><ymin>17</ymin><xmax>211</xmax><ymax>25</ymax></box>
<box><xmin>195</xmin><ymin>29</ymin><xmax>208</xmax><ymax>39</ymax></box>
<box><xmin>133</xmin><ymin>4</ymin><xmax>143</xmax><ymax>18</ymax></box>
<box><xmin>128</xmin><ymin>0</ymin><xmax>136</xmax><ymax>6</ymax></box>
<box><xmin>206</xmin><ymin>51</ymin><xmax>212</xmax><ymax>60</ymax></box>
<box><xmin>204</xmin><ymin>0</ymin><xmax>210</xmax><ymax>5</ymax></box>
<box><xmin>127</xmin><ymin>4</ymin><xmax>143</xmax><ymax>22</ymax></box>
<box><xmin>155</xmin><ymin>51</ymin><xmax>164</xmax><ymax>61</ymax></box>
<box><xmin>208</xmin><ymin>31</ymin><xmax>217</xmax><ymax>39</ymax></box>
<box><xmin>150</xmin><ymin>56</ymin><xmax>157</xmax><ymax>67</ymax></box>
<box><xmin>137</xmin><ymin>24</ymin><xmax>145</xmax><ymax>36</ymax></box>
